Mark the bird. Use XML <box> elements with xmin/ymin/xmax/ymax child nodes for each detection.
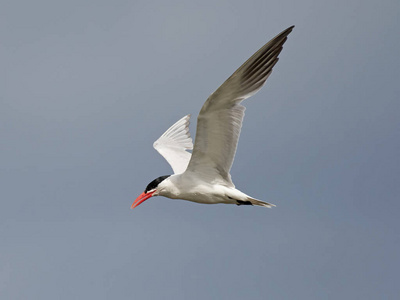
<box><xmin>131</xmin><ymin>26</ymin><xmax>294</xmax><ymax>209</ymax></box>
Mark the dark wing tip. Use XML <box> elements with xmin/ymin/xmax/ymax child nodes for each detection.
<box><xmin>238</xmin><ymin>26</ymin><xmax>294</xmax><ymax>94</ymax></box>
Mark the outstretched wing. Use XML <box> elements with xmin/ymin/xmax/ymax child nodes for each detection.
<box><xmin>185</xmin><ymin>26</ymin><xmax>294</xmax><ymax>186</ymax></box>
<box><xmin>153</xmin><ymin>115</ymin><xmax>193</xmax><ymax>174</ymax></box>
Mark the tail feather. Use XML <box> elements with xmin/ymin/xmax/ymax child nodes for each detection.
<box><xmin>247</xmin><ymin>197</ymin><xmax>276</xmax><ymax>208</ymax></box>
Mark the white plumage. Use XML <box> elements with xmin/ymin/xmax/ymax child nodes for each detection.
<box><xmin>132</xmin><ymin>26</ymin><xmax>294</xmax><ymax>209</ymax></box>
<box><xmin>153</xmin><ymin>114</ymin><xmax>193</xmax><ymax>174</ymax></box>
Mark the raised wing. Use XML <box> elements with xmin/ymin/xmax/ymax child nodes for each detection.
<box><xmin>153</xmin><ymin>115</ymin><xmax>193</xmax><ymax>174</ymax></box>
<box><xmin>185</xmin><ymin>26</ymin><xmax>294</xmax><ymax>186</ymax></box>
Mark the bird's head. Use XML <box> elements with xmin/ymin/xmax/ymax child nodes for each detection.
<box><xmin>131</xmin><ymin>175</ymin><xmax>171</xmax><ymax>209</ymax></box>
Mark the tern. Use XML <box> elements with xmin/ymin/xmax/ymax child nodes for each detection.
<box><xmin>132</xmin><ymin>26</ymin><xmax>294</xmax><ymax>209</ymax></box>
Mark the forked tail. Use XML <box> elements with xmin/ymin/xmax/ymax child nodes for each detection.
<box><xmin>246</xmin><ymin>197</ymin><xmax>276</xmax><ymax>208</ymax></box>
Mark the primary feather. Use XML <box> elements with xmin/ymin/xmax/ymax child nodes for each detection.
<box><xmin>153</xmin><ymin>114</ymin><xmax>193</xmax><ymax>174</ymax></box>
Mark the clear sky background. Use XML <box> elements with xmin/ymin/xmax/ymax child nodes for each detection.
<box><xmin>1</xmin><ymin>0</ymin><xmax>399</xmax><ymax>299</ymax></box>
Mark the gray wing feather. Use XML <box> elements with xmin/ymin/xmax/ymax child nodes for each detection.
<box><xmin>185</xmin><ymin>26</ymin><xmax>294</xmax><ymax>185</ymax></box>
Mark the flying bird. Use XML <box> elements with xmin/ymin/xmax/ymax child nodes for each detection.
<box><xmin>132</xmin><ymin>26</ymin><xmax>294</xmax><ymax>209</ymax></box>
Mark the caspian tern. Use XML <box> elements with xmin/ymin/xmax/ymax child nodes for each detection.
<box><xmin>132</xmin><ymin>26</ymin><xmax>294</xmax><ymax>209</ymax></box>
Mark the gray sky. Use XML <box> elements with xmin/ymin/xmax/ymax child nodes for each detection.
<box><xmin>1</xmin><ymin>0</ymin><xmax>399</xmax><ymax>299</ymax></box>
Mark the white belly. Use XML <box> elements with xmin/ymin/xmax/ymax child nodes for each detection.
<box><xmin>158</xmin><ymin>174</ymin><xmax>249</xmax><ymax>205</ymax></box>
